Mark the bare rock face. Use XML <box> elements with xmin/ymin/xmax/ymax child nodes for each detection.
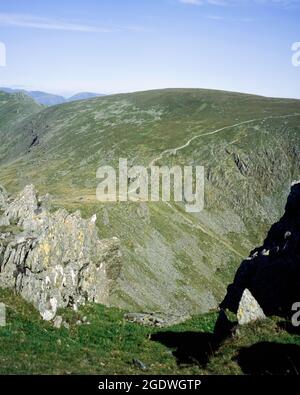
<box><xmin>237</xmin><ymin>289</ymin><xmax>266</xmax><ymax>325</ymax></box>
<box><xmin>1</xmin><ymin>185</ymin><xmax>39</xmax><ymax>226</ymax></box>
<box><xmin>0</xmin><ymin>185</ymin><xmax>122</xmax><ymax>320</ymax></box>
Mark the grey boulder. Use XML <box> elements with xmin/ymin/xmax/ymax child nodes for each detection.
<box><xmin>0</xmin><ymin>185</ymin><xmax>122</xmax><ymax>320</ymax></box>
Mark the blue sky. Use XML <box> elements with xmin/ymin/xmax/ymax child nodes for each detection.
<box><xmin>0</xmin><ymin>0</ymin><xmax>299</xmax><ymax>98</ymax></box>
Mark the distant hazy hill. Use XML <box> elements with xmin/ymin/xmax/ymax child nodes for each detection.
<box><xmin>0</xmin><ymin>87</ymin><xmax>105</xmax><ymax>106</ymax></box>
<box><xmin>28</xmin><ymin>90</ymin><xmax>66</xmax><ymax>106</ymax></box>
<box><xmin>67</xmin><ymin>92</ymin><xmax>105</xmax><ymax>102</ymax></box>
<box><xmin>0</xmin><ymin>88</ymin><xmax>300</xmax><ymax>315</ymax></box>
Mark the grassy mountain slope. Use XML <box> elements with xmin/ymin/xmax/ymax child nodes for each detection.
<box><xmin>0</xmin><ymin>91</ymin><xmax>42</xmax><ymax>131</ymax></box>
<box><xmin>1</xmin><ymin>288</ymin><xmax>300</xmax><ymax>375</ymax></box>
<box><xmin>0</xmin><ymin>88</ymin><xmax>300</xmax><ymax>315</ymax></box>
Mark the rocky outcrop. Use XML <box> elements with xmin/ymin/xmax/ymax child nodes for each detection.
<box><xmin>124</xmin><ymin>312</ymin><xmax>189</xmax><ymax>327</ymax></box>
<box><xmin>237</xmin><ymin>289</ymin><xmax>266</xmax><ymax>325</ymax></box>
<box><xmin>0</xmin><ymin>186</ymin><xmax>8</xmax><ymax>211</ymax></box>
<box><xmin>221</xmin><ymin>182</ymin><xmax>300</xmax><ymax>318</ymax></box>
<box><xmin>0</xmin><ymin>185</ymin><xmax>122</xmax><ymax>320</ymax></box>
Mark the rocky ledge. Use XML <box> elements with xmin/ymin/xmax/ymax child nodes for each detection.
<box><xmin>0</xmin><ymin>185</ymin><xmax>122</xmax><ymax>321</ymax></box>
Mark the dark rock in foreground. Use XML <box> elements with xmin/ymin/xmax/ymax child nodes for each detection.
<box><xmin>221</xmin><ymin>182</ymin><xmax>300</xmax><ymax>318</ymax></box>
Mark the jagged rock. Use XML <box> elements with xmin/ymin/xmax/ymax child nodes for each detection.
<box><xmin>237</xmin><ymin>289</ymin><xmax>266</xmax><ymax>325</ymax></box>
<box><xmin>1</xmin><ymin>185</ymin><xmax>39</xmax><ymax>226</ymax></box>
<box><xmin>221</xmin><ymin>183</ymin><xmax>300</xmax><ymax>318</ymax></box>
<box><xmin>0</xmin><ymin>185</ymin><xmax>122</xmax><ymax>320</ymax></box>
<box><xmin>0</xmin><ymin>186</ymin><xmax>8</xmax><ymax>211</ymax></box>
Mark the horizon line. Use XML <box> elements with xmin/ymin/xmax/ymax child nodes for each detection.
<box><xmin>1</xmin><ymin>85</ymin><xmax>300</xmax><ymax>101</ymax></box>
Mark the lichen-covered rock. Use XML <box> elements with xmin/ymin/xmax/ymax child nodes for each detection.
<box><xmin>237</xmin><ymin>289</ymin><xmax>266</xmax><ymax>325</ymax></box>
<box><xmin>1</xmin><ymin>185</ymin><xmax>38</xmax><ymax>226</ymax></box>
<box><xmin>0</xmin><ymin>185</ymin><xmax>122</xmax><ymax>320</ymax></box>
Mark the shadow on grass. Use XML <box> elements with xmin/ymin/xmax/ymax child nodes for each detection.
<box><xmin>151</xmin><ymin>310</ymin><xmax>235</xmax><ymax>367</ymax></box>
<box><xmin>236</xmin><ymin>342</ymin><xmax>300</xmax><ymax>375</ymax></box>
<box><xmin>151</xmin><ymin>331</ymin><xmax>219</xmax><ymax>367</ymax></box>
<box><xmin>277</xmin><ymin>320</ymin><xmax>300</xmax><ymax>336</ymax></box>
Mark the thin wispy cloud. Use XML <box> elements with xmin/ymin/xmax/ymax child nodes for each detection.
<box><xmin>205</xmin><ymin>14</ymin><xmax>258</xmax><ymax>21</ymax></box>
<box><xmin>205</xmin><ymin>15</ymin><xmax>225</xmax><ymax>19</ymax></box>
<box><xmin>0</xmin><ymin>13</ymin><xmax>122</xmax><ymax>33</ymax></box>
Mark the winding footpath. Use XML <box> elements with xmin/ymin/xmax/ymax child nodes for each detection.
<box><xmin>149</xmin><ymin>113</ymin><xmax>300</xmax><ymax>258</ymax></box>
<box><xmin>150</xmin><ymin>113</ymin><xmax>300</xmax><ymax>167</ymax></box>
